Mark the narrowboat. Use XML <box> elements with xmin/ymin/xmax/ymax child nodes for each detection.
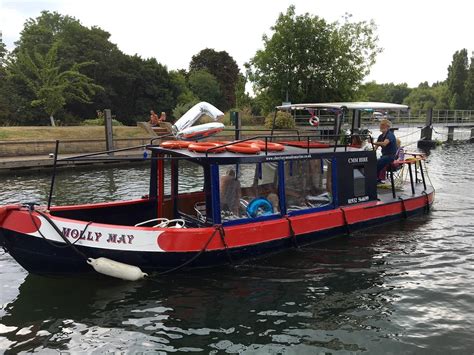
<box><xmin>0</xmin><ymin>102</ymin><xmax>434</xmax><ymax>280</ymax></box>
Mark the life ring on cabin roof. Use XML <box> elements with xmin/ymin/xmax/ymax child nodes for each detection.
<box><xmin>309</xmin><ymin>116</ymin><xmax>320</xmax><ymax>126</ymax></box>
<box><xmin>246</xmin><ymin>197</ymin><xmax>273</xmax><ymax>218</ymax></box>
<box><xmin>160</xmin><ymin>140</ymin><xmax>191</xmax><ymax>149</ymax></box>
<box><xmin>226</xmin><ymin>142</ymin><xmax>261</xmax><ymax>154</ymax></box>
<box><xmin>249</xmin><ymin>140</ymin><xmax>285</xmax><ymax>151</ymax></box>
<box><xmin>187</xmin><ymin>142</ymin><xmax>226</xmax><ymax>153</ymax></box>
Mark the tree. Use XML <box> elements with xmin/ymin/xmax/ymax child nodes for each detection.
<box><xmin>447</xmin><ymin>49</ymin><xmax>469</xmax><ymax>109</ymax></box>
<box><xmin>11</xmin><ymin>11</ymin><xmax>179</xmax><ymax>124</ymax></box>
<box><xmin>188</xmin><ymin>69</ymin><xmax>221</xmax><ymax>106</ymax></box>
<box><xmin>247</xmin><ymin>6</ymin><xmax>381</xmax><ymax>112</ymax></box>
<box><xmin>9</xmin><ymin>42</ymin><xmax>103</xmax><ymax>126</ymax></box>
<box><xmin>402</xmin><ymin>82</ymin><xmax>448</xmax><ymax>111</ymax></box>
<box><xmin>356</xmin><ymin>82</ymin><xmax>411</xmax><ymax>103</ymax></box>
<box><xmin>465</xmin><ymin>55</ymin><xmax>474</xmax><ymax>109</ymax></box>
<box><xmin>190</xmin><ymin>49</ymin><xmax>240</xmax><ymax>110</ymax></box>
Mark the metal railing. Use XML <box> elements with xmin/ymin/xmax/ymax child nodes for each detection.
<box><xmin>294</xmin><ymin>109</ymin><xmax>474</xmax><ymax>127</ymax></box>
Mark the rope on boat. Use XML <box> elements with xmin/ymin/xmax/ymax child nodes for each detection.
<box><xmin>217</xmin><ymin>225</ymin><xmax>233</xmax><ymax>265</ymax></box>
<box><xmin>422</xmin><ymin>191</ymin><xmax>430</xmax><ymax>213</ymax></box>
<box><xmin>31</xmin><ymin>208</ymin><xmax>89</xmax><ymax>261</ymax></box>
<box><xmin>158</xmin><ymin>225</ymin><xmax>225</xmax><ymax>275</ymax></box>
<box><xmin>399</xmin><ymin>197</ymin><xmax>408</xmax><ymax>219</ymax></box>
<box><xmin>339</xmin><ymin>208</ymin><xmax>351</xmax><ymax>235</ymax></box>
<box><xmin>284</xmin><ymin>215</ymin><xmax>298</xmax><ymax>248</ymax></box>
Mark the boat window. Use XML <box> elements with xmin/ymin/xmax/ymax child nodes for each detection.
<box><xmin>284</xmin><ymin>159</ymin><xmax>332</xmax><ymax>212</ymax></box>
<box><xmin>176</xmin><ymin>160</ymin><xmax>207</xmax><ymax>223</ymax></box>
<box><xmin>219</xmin><ymin>163</ymin><xmax>279</xmax><ymax>222</ymax></box>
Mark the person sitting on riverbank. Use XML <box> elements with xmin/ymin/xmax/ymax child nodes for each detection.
<box><xmin>373</xmin><ymin>119</ymin><xmax>397</xmax><ymax>182</ymax></box>
<box><xmin>149</xmin><ymin>110</ymin><xmax>159</xmax><ymax>127</ymax></box>
<box><xmin>159</xmin><ymin>112</ymin><xmax>167</xmax><ymax>122</ymax></box>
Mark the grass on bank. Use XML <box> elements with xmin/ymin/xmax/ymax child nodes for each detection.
<box><xmin>0</xmin><ymin>126</ymin><xmax>150</xmax><ymax>141</ymax></box>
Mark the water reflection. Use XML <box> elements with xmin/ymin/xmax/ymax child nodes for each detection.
<box><xmin>1</xmin><ymin>225</ymin><xmax>418</xmax><ymax>353</ymax></box>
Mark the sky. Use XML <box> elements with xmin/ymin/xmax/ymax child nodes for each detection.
<box><xmin>0</xmin><ymin>0</ymin><xmax>473</xmax><ymax>89</ymax></box>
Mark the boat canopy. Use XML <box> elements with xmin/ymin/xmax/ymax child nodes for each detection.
<box><xmin>276</xmin><ymin>102</ymin><xmax>409</xmax><ymax>111</ymax></box>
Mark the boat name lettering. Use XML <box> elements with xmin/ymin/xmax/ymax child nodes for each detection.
<box><xmin>61</xmin><ymin>228</ymin><xmax>134</xmax><ymax>244</ymax></box>
<box><xmin>347</xmin><ymin>195</ymin><xmax>369</xmax><ymax>204</ymax></box>
<box><xmin>106</xmin><ymin>233</ymin><xmax>135</xmax><ymax>244</ymax></box>
<box><xmin>348</xmin><ymin>157</ymin><xmax>368</xmax><ymax>163</ymax></box>
<box><xmin>265</xmin><ymin>154</ymin><xmax>311</xmax><ymax>161</ymax></box>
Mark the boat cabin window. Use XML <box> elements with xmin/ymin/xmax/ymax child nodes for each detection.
<box><xmin>175</xmin><ymin>160</ymin><xmax>208</xmax><ymax>224</ymax></box>
<box><xmin>219</xmin><ymin>163</ymin><xmax>279</xmax><ymax>221</ymax></box>
<box><xmin>284</xmin><ymin>158</ymin><xmax>332</xmax><ymax>212</ymax></box>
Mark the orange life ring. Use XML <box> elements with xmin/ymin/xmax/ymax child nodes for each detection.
<box><xmin>226</xmin><ymin>142</ymin><xmax>261</xmax><ymax>154</ymax></box>
<box><xmin>249</xmin><ymin>140</ymin><xmax>285</xmax><ymax>151</ymax></box>
<box><xmin>188</xmin><ymin>142</ymin><xmax>226</xmax><ymax>153</ymax></box>
<box><xmin>160</xmin><ymin>140</ymin><xmax>191</xmax><ymax>149</ymax></box>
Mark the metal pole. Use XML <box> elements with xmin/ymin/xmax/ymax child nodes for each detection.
<box><xmin>47</xmin><ymin>140</ymin><xmax>60</xmax><ymax>210</ymax></box>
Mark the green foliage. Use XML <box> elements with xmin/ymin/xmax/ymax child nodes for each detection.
<box><xmin>222</xmin><ymin>108</ymin><xmax>263</xmax><ymax>126</ymax></box>
<box><xmin>402</xmin><ymin>82</ymin><xmax>449</xmax><ymax>110</ymax></box>
<box><xmin>173</xmin><ymin>100</ymin><xmax>199</xmax><ymax>120</ymax></box>
<box><xmin>264</xmin><ymin>110</ymin><xmax>295</xmax><ymax>129</ymax></box>
<box><xmin>8</xmin><ymin>11</ymin><xmax>179</xmax><ymax>125</ymax></box>
<box><xmin>190</xmin><ymin>48</ymin><xmax>240</xmax><ymax>110</ymax></box>
<box><xmin>188</xmin><ymin>69</ymin><xmax>221</xmax><ymax>106</ymax></box>
<box><xmin>356</xmin><ymin>81</ymin><xmax>411</xmax><ymax>104</ymax></box>
<box><xmin>8</xmin><ymin>42</ymin><xmax>103</xmax><ymax>126</ymax></box>
<box><xmin>247</xmin><ymin>6</ymin><xmax>381</xmax><ymax>113</ymax></box>
<box><xmin>465</xmin><ymin>57</ymin><xmax>474</xmax><ymax>109</ymax></box>
<box><xmin>447</xmin><ymin>49</ymin><xmax>469</xmax><ymax>109</ymax></box>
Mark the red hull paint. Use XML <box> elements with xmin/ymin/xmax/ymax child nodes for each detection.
<box><xmin>1</xmin><ymin>192</ymin><xmax>434</xmax><ymax>254</ymax></box>
<box><xmin>157</xmin><ymin>192</ymin><xmax>434</xmax><ymax>252</ymax></box>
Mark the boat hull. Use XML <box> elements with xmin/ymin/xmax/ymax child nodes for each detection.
<box><xmin>0</xmin><ymin>191</ymin><xmax>434</xmax><ymax>276</ymax></box>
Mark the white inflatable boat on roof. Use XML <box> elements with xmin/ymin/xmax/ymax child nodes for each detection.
<box><xmin>173</xmin><ymin>102</ymin><xmax>225</xmax><ymax>141</ymax></box>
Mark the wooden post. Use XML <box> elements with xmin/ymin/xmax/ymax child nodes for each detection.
<box><xmin>470</xmin><ymin>128</ymin><xmax>474</xmax><ymax>143</ymax></box>
<box><xmin>447</xmin><ymin>126</ymin><xmax>455</xmax><ymax>142</ymax></box>
<box><xmin>417</xmin><ymin>108</ymin><xmax>436</xmax><ymax>149</ymax></box>
<box><xmin>104</xmin><ymin>109</ymin><xmax>114</xmax><ymax>155</ymax></box>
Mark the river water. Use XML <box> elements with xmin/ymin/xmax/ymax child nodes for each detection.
<box><xmin>1</xmin><ymin>142</ymin><xmax>473</xmax><ymax>353</ymax></box>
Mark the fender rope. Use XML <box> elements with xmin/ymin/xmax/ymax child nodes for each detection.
<box><xmin>422</xmin><ymin>191</ymin><xmax>430</xmax><ymax>213</ymax></box>
<box><xmin>217</xmin><ymin>225</ymin><xmax>233</xmax><ymax>265</ymax></box>
<box><xmin>340</xmin><ymin>208</ymin><xmax>351</xmax><ymax>235</ymax></box>
<box><xmin>158</xmin><ymin>224</ymin><xmax>223</xmax><ymax>275</ymax></box>
<box><xmin>284</xmin><ymin>215</ymin><xmax>298</xmax><ymax>248</ymax></box>
<box><xmin>33</xmin><ymin>208</ymin><xmax>89</xmax><ymax>260</ymax></box>
<box><xmin>399</xmin><ymin>197</ymin><xmax>408</xmax><ymax>219</ymax></box>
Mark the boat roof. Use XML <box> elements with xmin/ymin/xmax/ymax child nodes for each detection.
<box><xmin>148</xmin><ymin>144</ymin><xmax>367</xmax><ymax>162</ymax></box>
<box><xmin>276</xmin><ymin>102</ymin><xmax>409</xmax><ymax>111</ymax></box>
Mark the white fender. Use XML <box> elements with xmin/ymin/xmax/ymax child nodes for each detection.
<box><xmin>173</xmin><ymin>102</ymin><xmax>224</xmax><ymax>140</ymax></box>
<box><xmin>87</xmin><ymin>257</ymin><xmax>148</xmax><ymax>281</ymax></box>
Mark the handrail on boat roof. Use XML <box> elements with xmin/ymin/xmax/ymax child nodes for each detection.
<box><xmin>276</xmin><ymin>102</ymin><xmax>410</xmax><ymax>111</ymax></box>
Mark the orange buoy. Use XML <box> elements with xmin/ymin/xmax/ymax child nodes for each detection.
<box><xmin>188</xmin><ymin>142</ymin><xmax>226</xmax><ymax>153</ymax></box>
<box><xmin>249</xmin><ymin>140</ymin><xmax>285</xmax><ymax>151</ymax></box>
<box><xmin>160</xmin><ymin>140</ymin><xmax>191</xmax><ymax>149</ymax></box>
<box><xmin>226</xmin><ymin>142</ymin><xmax>261</xmax><ymax>154</ymax></box>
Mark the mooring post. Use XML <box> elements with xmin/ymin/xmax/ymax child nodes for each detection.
<box><xmin>104</xmin><ymin>109</ymin><xmax>114</xmax><ymax>155</ymax></box>
<box><xmin>417</xmin><ymin>108</ymin><xmax>436</xmax><ymax>149</ymax></box>
<box><xmin>447</xmin><ymin>126</ymin><xmax>455</xmax><ymax>142</ymax></box>
<box><xmin>470</xmin><ymin>128</ymin><xmax>474</xmax><ymax>143</ymax></box>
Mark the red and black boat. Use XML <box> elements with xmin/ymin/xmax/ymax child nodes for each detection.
<box><xmin>0</xmin><ymin>102</ymin><xmax>434</xmax><ymax>280</ymax></box>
